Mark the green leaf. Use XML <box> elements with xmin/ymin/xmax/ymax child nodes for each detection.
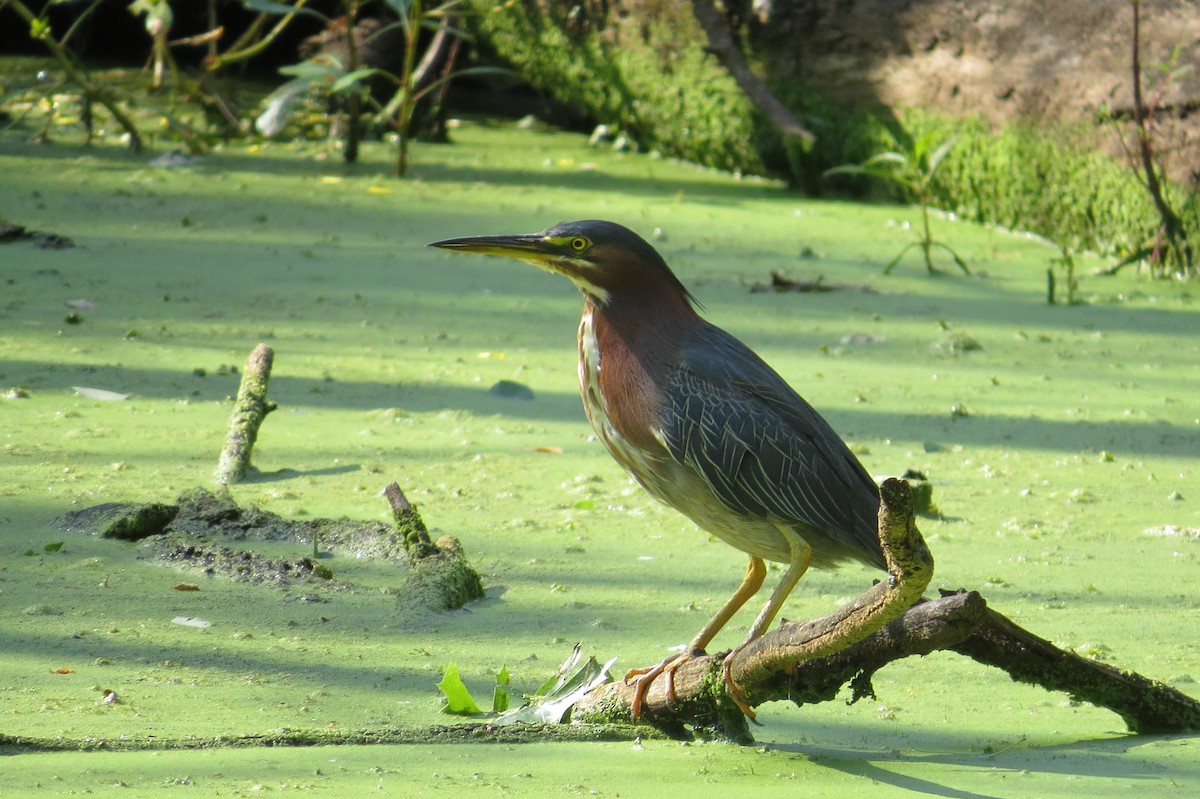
<box><xmin>492</xmin><ymin>685</ymin><xmax>509</xmax><ymax>713</ymax></box>
<box><xmin>492</xmin><ymin>666</ymin><xmax>510</xmax><ymax>714</ymax></box>
<box><xmin>909</xmin><ymin>130</ymin><xmax>938</xmax><ymax>161</ymax></box>
<box><xmin>856</xmin><ymin>152</ymin><xmax>912</xmax><ymax>181</ymax></box>
<box><xmin>822</xmin><ymin>164</ymin><xmax>868</xmax><ymax>178</ymax></box>
<box><xmin>364</xmin><ymin>19</ymin><xmax>408</xmax><ymax>43</ymax></box>
<box><xmin>380</xmin><ymin>0</ymin><xmax>412</xmax><ymax>17</ymax></box>
<box><xmin>331</xmin><ymin>68</ymin><xmax>395</xmax><ymax>95</ymax></box>
<box><xmin>437</xmin><ymin>663</ymin><xmax>483</xmax><ymax>715</ymax></box>
<box><xmin>256</xmin><ymin>77</ymin><xmax>312</xmax><ymax>136</ymax></box>
<box><xmin>926</xmin><ymin>135</ymin><xmax>955</xmax><ymax>167</ymax></box>
<box><xmin>412</xmin><ymin>67</ymin><xmax>515</xmax><ymax>103</ymax></box>
<box><xmin>44</xmin><ymin>541</ymin><xmax>65</xmax><ymax>552</ymax></box>
<box><xmin>241</xmin><ymin>0</ymin><xmax>329</xmax><ymax>22</ymax></box>
<box><xmin>926</xmin><ymin>139</ymin><xmax>955</xmax><ymax>178</ymax></box>
<box><xmin>279</xmin><ymin>57</ymin><xmax>344</xmax><ymax>81</ymax></box>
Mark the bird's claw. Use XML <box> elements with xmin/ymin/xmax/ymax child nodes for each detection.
<box><xmin>624</xmin><ymin>647</ymin><xmax>759</xmax><ymax>723</ymax></box>
<box><xmin>623</xmin><ymin>648</ymin><xmax>702</xmax><ymax>721</ymax></box>
<box><xmin>721</xmin><ymin>648</ymin><xmax>759</xmax><ymax>722</ymax></box>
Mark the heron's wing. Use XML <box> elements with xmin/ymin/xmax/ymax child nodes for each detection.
<box><xmin>659</xmin><ymin>323</ymin><xmax>884</xmax><ymax>567</ymax></box>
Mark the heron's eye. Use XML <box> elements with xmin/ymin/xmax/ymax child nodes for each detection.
<box><xmin>569</xmin><ymin>236</ymin><xmax>590</xmax><ymax>253</ymax></box>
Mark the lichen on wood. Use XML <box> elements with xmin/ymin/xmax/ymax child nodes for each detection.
<box><xmin>214</xmin><ymin>343</ymin><xmax>278</xmax><ymax>485</ymax></box>
<box><xmin>385</xmin><ymin>482</ymin><xmax>485</xmax><ymax>611</ymax></box>
<box><xmin>951</xmin><ymin>601</ymin><xmax>1200</xmax><ymax>734</ymax></box>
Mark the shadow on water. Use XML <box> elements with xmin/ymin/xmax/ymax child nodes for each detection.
<box><xmin>763</xmin><ymin>728</ymin><xmax>1198</xmax><ymax>798</ymax></box>
<box><xmin>0</xmin><ymin>134</ymin><xmax>781</xmax><ymax>207</ymax></box>
<box><xmin>4</xmin><ymin>358</ymin><xmax>1196</xmax><ymax>458</ymax></box>
<box><xmin>6</xmin><ymin>140</ymin><xmax>1192</xmax><ymax>348</ymax></box>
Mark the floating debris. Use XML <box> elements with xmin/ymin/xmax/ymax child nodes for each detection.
<box><xmin>72</xmin><ymin>386</ymin><xmax>131</xmax><ymax>401</ymax></box>
<box><xmin>490</xmin><ymin>379</ymin><xmax>535</xmax><ymax>400</ymax></box>
<box><xmin>148</xmin><ymin>150</ymin><xmax>201</xmax><ymax>168</ymax></box>
<box><xmin>171</xmin><ymin>617</ymin><xmax>211</xmax><ymax>628</ymax></box>
<box><xmin>0</xmin><ymin>220</ymin><xmax>75</xmax><ymax>249</ymax></box>
<box><xmin>934</xmin><ymin>331</ymin><xmax>983</xmax><ymax>355</ymax></box>
<box><xmin>840</xmin><ymin>332</ymin><xmax>887</xmax><ymax>346</ymax></box>
<box><xmin>750</xmin><ymin>271</ymin><xmax>875</xmax><ymax>294</ymax></box>
<box><xmin>1145</xmin><ymin>525</ymin><xmax>1200</xmax><ymax>539</ymax></box>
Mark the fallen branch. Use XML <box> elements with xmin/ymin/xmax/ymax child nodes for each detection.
<box><xmin>951</xmin><ymin>600</ymin><xmax>1200</xmax><ymax>734</ymax></box>
<box><xmin>734</xmin><ymin>478</ymin><xmax>932</xmax><ymax>689</ymax></box>
<box><xmin>575</xmin><ymin>477</ymin><xmax>930</xmax><ymax>739</ymax></box>
<box><xmin>748</xmin><ymin>271</ymin><xmax>875</xmax><ymax>294</ymax></box>
<box><xmin>573</xmin><ymin>479</ymin><xmax>1200</xmax><ymax>741</ymax></box>
<box><xmin>0</xmin><ymin>721</ymin><xmax>647</xmax><ymax>753</ymax></box>
<box><xmin>214</xmin><ymin>343</ymin><xmax>277</xmax><ymax>485</ymax></box>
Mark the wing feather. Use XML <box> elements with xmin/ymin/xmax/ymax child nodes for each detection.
<box><xmin>659</xmin><ymin>324</ymin><xmax>885</xmax><ymax>568</ymax></box>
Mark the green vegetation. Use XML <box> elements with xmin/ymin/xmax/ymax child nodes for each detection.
<box><xmin>464</xmin><ymin>0</ymin><xmax>765</xmax><ymax>174</ymax></box>
<box><xmin>825</xmin><ymin>132</ymin><xmax>970</xmax><ymax>275</ymax></box>
<box><xmin>910</xmin><ymin>109</ymin><xmax>1198</xmax><ymax>269</ymax></box>
<box><xmin>463</xmin><ymin>1</ymin><xmax>1197</xmax><ymax>277</ymax></box>
<box><xmin>2</xmin><ymin>101</ymin><xmax>1198</xmax><ymax>793</ymax></box>
<box><xmin>1</xmin><ymin>0</ymin><xmax>485</xmax><ymax>174</ymax></box>
<box><xmin>3</xmin><ymin>0</ymin><xmax>1196</xmax><ymax>273</ymax></box>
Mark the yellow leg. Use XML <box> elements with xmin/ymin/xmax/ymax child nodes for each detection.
<box><xmin>689</xmin><ymin>556</ymin><xmax>767</xmax><ymax>650</ymax></box>
<box><xmin>722</xmin><ymin>528</ymin><xmax>812</xmax><ymax>719</ymax></box>
<box><xmin>624</xmin><ymin>556</ymin><xmax>767</xmax><ymax>720</ymax></box>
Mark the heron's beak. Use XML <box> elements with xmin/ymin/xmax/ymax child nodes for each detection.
<box><xmin>428</xmin><ymin>233</ymin><xmax>558</xmax><ymax>267</ymax></box>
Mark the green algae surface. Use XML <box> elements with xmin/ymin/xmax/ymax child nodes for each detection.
<box><xmin>2</xmin><ymin>114</ymin><xmax>1198</xmax><ymax>796</ymax></box>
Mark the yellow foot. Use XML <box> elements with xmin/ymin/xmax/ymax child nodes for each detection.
<box><xmin>623</xmin><ymin>649</ymin><xmax>700</xmax><ymax>721</ymax></box>
<box><xmin>721</xmin><ymin>648</ymin><xmax>758</xmax><ymax>722</ymax></box>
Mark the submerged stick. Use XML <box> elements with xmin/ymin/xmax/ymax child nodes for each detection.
<box><xmin>214</xmin><ymin>343</ymin><xmax>277</xmax><ymax>485</ymax></box>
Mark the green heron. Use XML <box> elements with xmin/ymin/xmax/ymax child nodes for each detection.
<box><xmin>429</xmin><ymin>220</ymin><xmax>886</xmax><ymax>719</ymax></box>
